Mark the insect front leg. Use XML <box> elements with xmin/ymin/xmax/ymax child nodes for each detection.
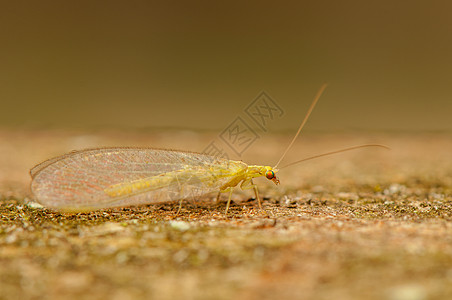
<box><xmin>240</xmin><ymin>179</ymin><xmax>262</xmax><ymax>209</ymax></box>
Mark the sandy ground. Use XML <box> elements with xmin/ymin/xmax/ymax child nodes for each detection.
<box><xmin>0</xmin><ymin>129</ymin><xmax>451</xmax><ymax>300</ymax></box>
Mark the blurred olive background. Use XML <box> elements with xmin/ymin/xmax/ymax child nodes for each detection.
<box><xmin>1</xmin><ymin>0</ymin><xmax>451</xmax><ymax>132</ymax></box>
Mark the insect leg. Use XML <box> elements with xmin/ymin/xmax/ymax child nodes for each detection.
<box><xmin>217</xmin><ymin>187</ymin><xmax>234</xmax><ymax>213</ymax></box>
<box><xmin>176</xmin><ymin>193</ymin><xmax>184</xmax><ymax>214</ymax></box>
<box><xmin>176</xmin><ymin>201</ymin><xmax>184</xmax><ymax>216</ymax></box>
<box><xmin>216</xmin><ymin>191</ymin><xmax>221</xmax><ymax>202</ymax></box>
<box><xmin>173</xmin><ymin>174</ymin><xmax>184</xmax><ymax>215</ymax></box>
<box><xmin>240</xmin><ymin>179</ymin><xmax>262</xmax><ymax>209</ymax></box>
<box><xmin>253</xmin><ymin>182</ymin><xmax>262</xmax><ymax>209</ymax></box>
<box><xmin>225</xmin><ymin>188</ymin><xmax>233</xmax><ymax>213</ymax></box>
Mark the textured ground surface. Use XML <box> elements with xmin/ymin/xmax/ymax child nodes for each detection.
<box><xmin>1</xmin><ymin>129</ymin><xmax>451</xmax><ymax>300</ymax></box>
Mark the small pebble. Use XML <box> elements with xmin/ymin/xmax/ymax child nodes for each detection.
<box><xmin>170</xmin><ymin>221</ymin><xmax>190</xmax><ymax>232</ymax></box>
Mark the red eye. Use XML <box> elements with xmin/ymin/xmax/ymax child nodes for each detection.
<box><xmin>266</xmin><ymin>170</ymin><xmax>275</xmax><ymax>179</ymax></box>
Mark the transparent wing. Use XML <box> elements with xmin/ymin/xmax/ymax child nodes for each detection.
<box><xmin>30</xmin><ymin>148</ymin><xmax>247</xmax><ymax>211</ymax></box>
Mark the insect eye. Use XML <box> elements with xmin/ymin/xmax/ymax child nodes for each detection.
<box><xmin>265</xmin><ymin>170</ymin><xmax>275</xmax><ymax>179</ymax></box>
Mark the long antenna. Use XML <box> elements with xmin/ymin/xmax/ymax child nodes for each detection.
<box><xmin>273</xmin><ymin>83</ymin><xmax>328</xmax><ymax>168</ymax></box>
<box><xmin>278</xmin><ymin>144</ymin><xmax>390</xmax><ymax>170</ymax></box>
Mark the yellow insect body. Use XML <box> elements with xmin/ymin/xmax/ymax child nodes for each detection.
<box><xmin>103</xmin><ymin>160</ymin><xmax>258</xmax><ymax>198</ymax></box>
<box><xmin>30</xmin><ymin>148</ymin><xmax>277</xmax><ymax>211</ymax></box>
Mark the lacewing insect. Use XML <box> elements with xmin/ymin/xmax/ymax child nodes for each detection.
<box><xmin>30</xmin><ymin>85</ymin><xmax>388</xmax><ymax>212</ymax></box>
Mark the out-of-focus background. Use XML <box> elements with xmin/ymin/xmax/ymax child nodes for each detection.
<box><xmin>2</xmin><ymin>2</ymin><xmax>452</xmax><ymax>300</ymax></box>
<box><xmin>1</xmin><ymin>0</ymin><xmax>451</xmax><ymax>132</ymax></box>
